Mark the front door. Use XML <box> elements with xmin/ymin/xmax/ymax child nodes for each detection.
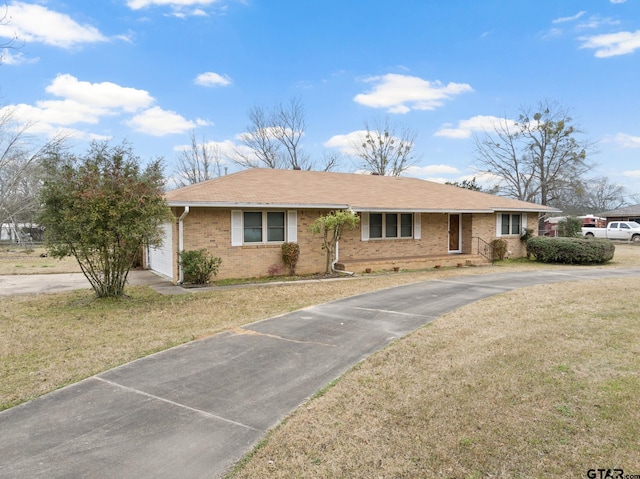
<box><xmin>449</xmin><ymin>214</ymin><xmax>461</xmax><ymax>253</ymax></box>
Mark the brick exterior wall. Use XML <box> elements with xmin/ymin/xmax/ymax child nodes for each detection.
<box><xmin>161</xmin><ymin>208</ymin><xmax>540</xmax><ymax>283</ymax></box>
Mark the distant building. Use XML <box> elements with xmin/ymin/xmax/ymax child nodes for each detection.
<box><xmin>543</xmin><ymin>215</ymin><xmax>605</xmax><ymax>236</ymax></box>
<box><xmin>597</xmin><ymin>204</ymin><xmax>640</xmax><ymax>224</ymax></box>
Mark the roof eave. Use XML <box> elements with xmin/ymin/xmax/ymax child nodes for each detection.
<box><xmin>493</xmin><ymin>207</ymin><xmax>561</xmax><ymax>213</ymax></box>
<box><xmin>167</xmin><ymin>201</ymin><xmax>350</xmax><ymax>209</ymax></box>
<box><xmin>166</xmin><ymin>201</ymin><xmax>556</xmax><ymax>214</ymax></box>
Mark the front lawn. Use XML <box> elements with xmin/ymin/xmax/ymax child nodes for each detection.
<box><xmin>229</xmin><ymin>277</ymin><xmax>640</xmax><ymax>478</ymax></box>
<box><xmin>1</xmin><ymin>244</ymin><xmax>639</xmax><ymax>478</ymax></box>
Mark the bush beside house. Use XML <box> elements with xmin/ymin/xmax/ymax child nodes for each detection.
<box><xmin>526</xmin><ymin>237</ymin><xmax>615</xmax><ymax>264</ymax></box>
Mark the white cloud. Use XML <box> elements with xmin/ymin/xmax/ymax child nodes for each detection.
<box><xmin>611</xmin><ymin>0</ymin><xmax>627</xmax><ymax>3</ymax></box>
<box><xmin>576</xmin><ymin>15</ymin><xmax>620</xmax><ymax>30</ymax></box>
<box><xmin>624</xmin><ymin>170</ymin><xmax>640</xmax><ymax>178</ymax></box>
<box><xmin>126</xmin><ymin>0</ymin><xmax>221</xmax><ymax>16</ymax></box>
<box><xmin>46</xmin><ymin>74</ymin><xmax>155</xmax><ymax>113</ymax></box>
<box><xmin>615</xmin><ymin>133</ymin><xmax>640</xmax><ymax>148</ymax></box>
<box><xmin>0</xmin><ymin>104</ymin><xmax>91</xmax><ymax>140</ymax></box>
<box><xmin>33</xmin><ymin>100</ymin><xmax>112</xmax><ymax>125</ymax></box>
<box><xmin>7</xmin><ymin>74</ymin><xmax>156</xmax><ymax>129</ymax></box>
<box><xmin>194</xmin><ymin>72</ymin><xmax>232</xmax><ymax>87</ymax></box>
<box><xmin>353</xmin><ymin>73</ymin><xmax>473</xmax><ymax>114</ymax></box>
<box><xmin>0</xmin><ymin>2</ymin><xmax>107</xmax><ymax>48</ymax></box>
<box><xmin>235</xmin><ymin>126</ymin><xmax>286</xmax><ymax>143</ymax></box>
<box><xmin>173</xmin><ymin>138</ymin><xmax>237</xmax><ymax>160</ymax></box>
<box><xmin>465</xmin><ymin>172</ymin><xmax>503</xmax><ymax>189</ymax></box>
<box><xmin>552</xmin><ymin>11</ymin><xmax>586</xmax><ymax>24</ymax></box>
<box><xmin>541</xmin><ymin>27</ymin><xmax>564</xmax><ymax>39</ymax></box>
<box><xmin>127</xmin><ymin>0</ymin><xmax>218</xmax><ymax>8</ymax></box>
<box><xmin>2</xmin><ymin>74</ymin><xmax>192</xmax><ymax>138</ymax></box>
<box><xmin>324</xmin><ymin>130</ymin><xmax>368</xmax><ymax>154</ymax></box>
<box><xmin>0</xmin><ymin>49</ymin><xmax>38</xmax><ymax>65</ymax></box>
<box><xmin>406</xmin><ymin>164</ymin><xmax>460</xmax><ymax>177</ymax></box>
<box><xmin>434</xmin><ymin>115</ymin><xmax>513</xmax><ymax>139</ymax></box>
<box><xmin>580</xmin><ymin>30</ymin><xmax>640</xmax><ymax>57</ymax></box>
<box><xmin>126</xmin><ymin>107</ymin><xmax>196</xmax><ymax>136</ymax></box>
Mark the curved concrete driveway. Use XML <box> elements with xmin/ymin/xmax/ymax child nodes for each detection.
<box><xmin>1</xmin><ymin>267</ymin><xmax>640</xmax><ymax>479</ymax></box>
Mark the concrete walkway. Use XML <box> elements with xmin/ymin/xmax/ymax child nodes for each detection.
<box><xmin>1</xmin><ymin>267</ymin><xmax>640</xmax><ymax>478</ymax></box>
<box><xmin>0</xmin><ymin>270</ymin><xmax>188</xmax><ymax>296</ymax></box>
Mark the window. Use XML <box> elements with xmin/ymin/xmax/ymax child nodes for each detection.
<box><xmin>385</xmin><ymin>214</ymin><xmax>398</xmax><ymax>238</ymax></box>
<box><xmin>267</xmin><ymin>212</ymin><xmax>285</xmax><ymax>241</ymax></box>
<box><xmin>400</xmin><ymin>214</ymin><xmax>413</xmax><ymax>237</ymax></box>
<box><xmin>369</xmin><ymin>213</ymin><xmax>413</xmax><ymax>239</ymax></box>
<box><xmin>243</xmin><ymin>211</ymin><xmax>286</xmax><ymax>243</ymax></box>
<box><xmin>243</xmin><ymin>212</ymin><xmax>263</xmax><ymax>243</ymax></box>
<box><xmin>500</xmin><ymin>213</ymin><xmax>521</xmax><ymax>236</ymax></box>
<box><xmin>370</xmin><ymin>213</ymin><xmax>383</xmax><ymax>238</ymax></box>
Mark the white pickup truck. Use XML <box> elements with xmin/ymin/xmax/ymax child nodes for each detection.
<box><xmin>582</xmin><ymin>221</ymin><xmax>640</xmax><ymax>242</ymax></box>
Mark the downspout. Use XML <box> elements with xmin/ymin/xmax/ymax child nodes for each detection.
<box><xmin>178</xmin><ymin>206</ymin><xmax>190</xmax><ymax>284</ymax></box>
<box><xmin>331</xmin><ymin>240</ymin><xmax>355</xmax><ymax>276</ymax></box>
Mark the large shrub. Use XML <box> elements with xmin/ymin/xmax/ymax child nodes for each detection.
<box><xmin>557</xmin><ymin>216</ymin><xmax>582</xmax><ymax>237</ymax></box>
<box><xmin>38</xmin><ymin>140</ymin><xmax>170</xmax><ymax>298</ymax></box>
<box><xmin>526</xmin><ymin>236</ymin><xmax>615</xmax><ymax>264</ymax></box>
<box><xmin>179</xmin><ymin>249</ymin><xmax>222</xmax><ymax>284</ymax></box>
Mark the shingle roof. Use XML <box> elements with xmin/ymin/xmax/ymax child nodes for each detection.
<box><xmin>165</xmin><ymin>168</ymin><xmax>558</xmax><ymax>213</ymax></box>
<box><xmin>598</xmin><ymin>204</ymin><xmax>640</xmax><ymax>217</ymax></box>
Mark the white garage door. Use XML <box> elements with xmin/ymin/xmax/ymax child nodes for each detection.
<box><xmin>148</xmin><ymin>222</ymin><xmax>174</xmax><ymax>279</ymax></box>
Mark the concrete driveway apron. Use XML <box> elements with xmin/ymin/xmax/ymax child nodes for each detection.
<box><xmin>2</xmin><ymin>267</ymin><xmax>640</xmax><ymax>478</ymax></box>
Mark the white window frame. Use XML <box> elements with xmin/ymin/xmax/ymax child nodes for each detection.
<box><xmin>231</xmin><ymin>210</ymin><xmax>297</xmax><ymax>246</ymax></box>
<box><xmin>361</xmin><ymin>212</ymin><xmax>420</xmax><ymax>241</ymax></box>
<box><xmin>496</xmin><ymin>212</ymin><xmax>526</xmax><ymax>237</ymax></box>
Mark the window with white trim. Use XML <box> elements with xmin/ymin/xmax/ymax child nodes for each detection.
<box><xmin>243</xmin><ymin>211</ymin><xmax>285</xmax><ymax>243</ymax></box>
<box><xmin>369</xmin><ymin>213</ymin><xmax>413</xmax><ymax>239</ymax></box>
<box><xmin>500</xmin><ymin>213</ymin><xmax>521</xmax><ymax>236</ymax></box>
<box><xmin>231</xmin><ymin>210</ymin><xmax>296</xmax><ymax>246</ymax></box>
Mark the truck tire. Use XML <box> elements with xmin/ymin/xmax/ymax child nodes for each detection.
<box><xmin>585</xmin><ymin>232</ymin><xmax>595</xmax><ymax>238</ymax></box>
<box><xmin>632</xmin><ymin>234</ymin><xmax>640</xmax><ymax>243</ymax></box>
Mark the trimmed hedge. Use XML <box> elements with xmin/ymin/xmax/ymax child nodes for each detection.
<box><xmin>526</xmin><ymin>236</ymin><xmax>615</xmax><ymax>265</ymax></box>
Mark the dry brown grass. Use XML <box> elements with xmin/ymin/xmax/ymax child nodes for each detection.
<box><xmin>1</xmin><ymin>243</ymin><xmax>640</xmax><ymax>477</ymax></box>
<box><xmin>0</xmin><ymin>246</ymin><xmax>81</xmax><ymax>274</ymax></box>
<box><xmin>229</xmin><ymin>278</ymin><xmax>640</xmax><ymax>478</ymax></box>
<box><xmin>230</xmin><ymin>283</ymin><xmax>640</xmax><ymax>479</ymax></box>
<box><xmin>1</xmin><ymin>267</ymin><xmax>522</xmax><ymax>410</ymax></box>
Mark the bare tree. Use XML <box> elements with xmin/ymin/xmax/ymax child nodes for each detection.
<box><xmin>1</xmin><ymin>3</ymin><xmax>19</xmax><ymax>64</ymax></box>
<box><xmin>319</xmin><ymin>150</ymin><xmax>342</xmax><ymax>172</ymax></box>
<box><xmin>271</xmin><ymin>97</ymin><xmax>310</xmax><ymax>170</ymax></box>
<box><xmin>474</xmin><ymin>116</ymin><xmax>537</xmax><ymax>202</ymax></box>
<box><xmin>233</xmin><ymin>106</ymin><xmax>283</xmax><ymax>169</ymax></box>
<box><xmin>352</xmin><ymin>117</ymin><xmax>418</xmax><ymax>176</ymax></box>
<box><xmin>0</xmin><ymin>108</ymin><xmax>68</xmax><ymax>226</ymax></box>
<box><xmin>231</xmin><ymin>97</ymin><xmax>334</xmax><ymax>171</ymax></box>
<box><xmin>173</xmin><ymin>131</ymin><xmax>223</xmax><ymax>187</ymax></box>
<box><xmin>584</xmin><ymin>177</ymin><xmax>628</xmax><ymax>213</ymax></box>
<box><xmin>474</xmin><ymin>100</ymin><xmax>594</xmax><ymax>207</ymax></box>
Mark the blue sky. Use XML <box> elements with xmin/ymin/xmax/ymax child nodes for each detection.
<box><xmin>1</xmin><ymin>0</ymin><xmax>639</xmax><ymax>198</ymax></box>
